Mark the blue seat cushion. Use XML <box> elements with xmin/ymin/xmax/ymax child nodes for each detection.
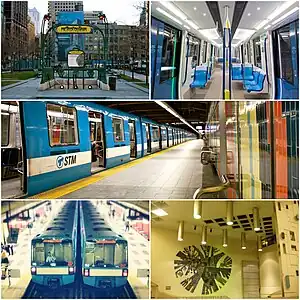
<box><xmin>190</xmin><ymin>68</ymin><xmax>207</xmax><ymax>88</ymax></box>
<box><xmin>245</xmin><ymin>73</ymin><xmax>265</xmax><ymax>92</ymax></box>
<box><xmin>232</xmin><ymin>65</ymin><xmax>243</xmax><ymax>80</ymax></box>
<box><xmin>243</xmin><ymin>71</ymin><xmax>259</xmax><ymax>86</ymax></box>
<box><xmin>243</xmin><ymin>65</ymin><xmax>254</xmax><ymax>80</ymax></box>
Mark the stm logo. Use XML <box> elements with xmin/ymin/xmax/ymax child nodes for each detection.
<box><xmin>56</xmin><ymin>155</ymin><xmax>77</xmax><ymax>169</ymax></box>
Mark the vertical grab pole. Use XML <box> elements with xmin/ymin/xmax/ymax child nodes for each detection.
<box><xmin>222</xmin><ymin>29</ymin><xmax>226</xmax><ymax>100</ymax></box>
<box><xmin>223</xmin><ymin>5</ymin><xmax>231</xmax><ymax>100</ymax></box>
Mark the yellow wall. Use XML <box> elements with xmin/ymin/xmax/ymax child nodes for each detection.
<box><xmin>259</xmin><ymin>244</ymin><xmax>281</xmax><ymax>297</ymax></box>
<box><xmin>152</xmin><ymin>227</ymin><xmax>258</xmax><ymax>299</ymax></box>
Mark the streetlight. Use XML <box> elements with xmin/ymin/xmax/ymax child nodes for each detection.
<box><xmin>98</xmin><ymin>12</ymin><xmax>108</xmax><ymax>68</ymax></box>
<box><xmin>40</xmin><ymin>14</ymin><xmax>51</xmax><ymax>69</ymax></box>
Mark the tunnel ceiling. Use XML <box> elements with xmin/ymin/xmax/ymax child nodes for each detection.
<box><xmin>100</xmin><ymin>101</ymin><xmax>211</xmax><ymax>132</ymax></box>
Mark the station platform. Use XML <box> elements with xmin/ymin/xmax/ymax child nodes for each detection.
<box><xmin>29</xmin><ymin>139</ymin><xmax>220</xmax><ymax>200</ymax></box>
<box><xmin>97</xmin><ymin>202</ymin><xmax>149</xmax><ymax>299</ymax></box>
<box><xmin>1</xmin><ymin>202</ymin><xmax>64</xmax><ymax>299</ymax></box>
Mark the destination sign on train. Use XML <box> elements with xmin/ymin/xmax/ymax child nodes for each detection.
<box><xmin>56</xmin><ymin>25</ymin><xmax>93</xmax><ymax>34</ymax></box>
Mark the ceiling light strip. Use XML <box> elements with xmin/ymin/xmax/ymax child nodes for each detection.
<box><xmin>155</xmin><ymin>101</ymin><xmax>199</xmax><ymax>134</ymax></box>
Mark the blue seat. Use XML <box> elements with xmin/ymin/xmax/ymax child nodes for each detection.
<box><xmin>190</xmin><ymin>66</ymin><xmax>207</xmax><ymax>89</ymax></box>
<box><xmin>243</xmin><ymin>64</ymin><xmax>254</xmax><ymax>80</ymax></box>
<box><xmin>245</xmin><ymin>72</ymin><xmax>266</xmax><ymax>92</ymax></box>
<box><xmin>232</xmin><ymin>64</ymin><xmax>243</xmax><ymax>80</ymax></box>
<box><xmin>243</xmin><ymin>71</ymin><xmax>260</xmax><ymax>87</ymax></box>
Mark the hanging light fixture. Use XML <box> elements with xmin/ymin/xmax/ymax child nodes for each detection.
<box><xmin>241</xmin><ymin>232</ymin><xmax>246</xmax><ymax>249</ymax></box>
<box><xmin>222</xmin><ymin>229</ymin><xmax>228</xmax><ymax>247</ymax></box>
<box><xmin>253</xmin><ymin>207</ymin><xmax>260</xmax><ymax>231</ymax></box>
<box><xmin>201</xmin><ymin>226</ymin><xmax>207</xmax><ymax>245</ymax></box>
<box><xmin>194</xmin><ymin>200</ymin><xmax>202</xmax><ymax>219</ymax></box>
<box><xmin>226</xmin><ymin>201</ymin><xmax>233</xmax><ymax>225</ymax></box>
<box><xmin>178</xmin><ymin>221</ymin><xmax>184</xmax><ymax>241</ymax></box>
<box><xmin>257</xmin><ymin>236</ymin><xmax>262</xmax><ymax>252</ymax></box>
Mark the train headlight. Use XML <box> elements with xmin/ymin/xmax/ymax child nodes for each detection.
<box><xmin>84</xmin><ymin>269</ymin><xmax>90</xmax><ymax>277</ymax></box>
<box><xmin>122</xmin><ymin>269</ymin><xmax>128</xmax><ymax>277</ymax></box>
<box><xmin>68</xmin><ymin>266</ymin><xmax>74</xmax><ymax>274</ymax></box>
<box><xmin>31</xmin><ymin>266</ymin><xmax>37</xmax><ymax>274</ymax></box>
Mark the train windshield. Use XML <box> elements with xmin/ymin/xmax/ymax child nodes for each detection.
<box><xmin>85</xmin><ymin>240</ymin><xmax>128</xmax><ymax>267</ymax></box>
<box><xmin>32</xmin><ymin>240</ymin><xmax>73</xmax><ymax>266</ymax></box>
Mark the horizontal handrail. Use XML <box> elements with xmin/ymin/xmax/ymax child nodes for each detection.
<box><xmin>193</xmin><ymin>174</ymin><xmax>230</xmax><ymax>199</ymax></box>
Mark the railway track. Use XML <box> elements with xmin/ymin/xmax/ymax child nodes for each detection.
<box><xmin>22</xmin><ymin>280</ymin><xmax>137</xmax><ymax>299</ymax></box>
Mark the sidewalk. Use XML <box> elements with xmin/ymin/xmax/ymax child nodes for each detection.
<box><xmin>97</xmin><ymin>202</ymin><xmax>150</xmax><ymax>299</ymax></box>
<box><xmin>1</xmin><ymin>201</ymin><xmax>65</xmax><ymax>299</ymax></box>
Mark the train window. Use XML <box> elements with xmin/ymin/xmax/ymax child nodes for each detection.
<box><xmin>152</xmin><ymin>126</ymin><xmax>160</xmax><ymax>140</ymax></box>
<box><xmin>1</xmin><ymin>113</ymin><xmax>9</xmax><ymax>146</ymax></box>
<box><xmin>278</xmin><ymin>25</ymin><xmax>294</xmax><ymax>84</ymax></box>
<box><xmin>47</xmin><ymin>104</ymin><xmax>79</xmax><ymax>147</ymax></box>
<box><xmin>85</xmin><ymin>242</ymin><xmax>115</xmax><ymax>266</ymax></box>
<box><xmin>253</xmin><ymin>37</ymin><xmax>262</xmax><ymax>68</ymax></box>
<box><xmin>112</xmin><ymin>117</ymin><xmax>125</xmax><ymax>142</ymax></box>
<box><xmin>114</xmin><ymin>242</ymin><xmax>128</xmax><ymax>265</ymax></box>
<box><xmin>160</xmin><ymin>25</ymin><xmax>179</xmax><ymax>83</ymax></box>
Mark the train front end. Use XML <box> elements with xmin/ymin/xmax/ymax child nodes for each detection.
<box><xmin>31</xmin><ymin>238</ymin><xmax>75</xmax><ymax>288</ymax></box>
<box><xmin>82</xmin><ymin>238</ymin><xmax>128</xmax><ymax>288</ymax></box>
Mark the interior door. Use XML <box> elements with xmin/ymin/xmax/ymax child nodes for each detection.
<box><xmin>129</xmin><ymin>120</ymin><xmax>137</xmax><ymax>158</ymax></box>
<box><xmin>89</xmin><ymin>111</ymin><xmax>105</xmax><ymax>171</ymax></box>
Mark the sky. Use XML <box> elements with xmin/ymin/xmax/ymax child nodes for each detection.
<box><xmin>28</xmin><ymin>0</ymin><xmax>144</xmax><ymax>26</ymax></box>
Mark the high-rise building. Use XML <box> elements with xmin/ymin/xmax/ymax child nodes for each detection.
<box><xmin>28</xmin><ymin>7</ymin><xmax>40</xmax><ymax>36</ymax></box>
<box><xmin>47</xmin><ymin>1</ymin><xmax>83</xmax><ymax>28</ymax></box>
<box><xmin>2</xmin><ymin>1</ymin><xmax>28</xmax><ymax>59</ymax></box>
<box><xmin>27</xmin><ymin>16</ymin><xmax>36</xmax><ymax>54</ymax></box>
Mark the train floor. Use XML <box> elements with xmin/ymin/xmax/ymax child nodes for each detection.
<box><xmin>1</xmin><ymin>177</ymin><xmax>22</xmax><ymax>199</ymax></box>
<box><xmin>1</xmin><ymin>201</ymin><xmax>148</xmax><ymax>299</ymax></box>
<box><xmin>185</xmin><ymin>67</ymin><xmax>270</xmax><ymax>100</ymax></box>
<box><xmin>30</xmin><ymin>139</ymin><xmax>221</xmax><ymax>199</ymax></box>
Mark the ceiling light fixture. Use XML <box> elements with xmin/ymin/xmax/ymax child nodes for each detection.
<box><xmin>156</xmin><ymin>7</ymin><xmax>183</xmax><ymax>25</ymax></box>
<box><xmin>194</xmin><ymin>7</ymin><xmax>197</xmax><ymax>11</ymax></box>
<box><xmin>264</xmin><ymin>25</ymin><xmax>271</xmax><ymax>30</ymax></box>
<box><xmin>199</xmin><ymin>28</ymin><xmax>220</xmax><ymax>40</ymax></box>
<box><xmin>203</xmin><ymin>13</ymin><xmax>206</xmax><ymax>16</ymax></box>
<box><xmin>154</xmin><ymin>101</ymin><xmax>199</xmax><ymax>134</ymax></box>
<box><xmin>152</xmin><ymin>208</ymin><xmax>168</xmax><ymax>217</ymax></box>
<box><xmin>178</xmin><ymin>221</ymin><xmax>184</xmax><ymax>241</ymax></box>
<box><xmin>193</xmin><ymin>200</ymin><xmax>202</xmax><ymax>219</ymax></box>
<box><xmin>201</xmin><ymin>226</ymin><xmax>207</xmax><ymax>245</ymax></box>
<box><xmin>226</xmin><ymin>201</ymin><xmax>234</xmax><ymax>225</ymax></box>
<box><xmin>247</xmin><ymin>13</ymin><xmax>251</xmax><ymax>16</ymax></box>
<box><xmin>241</xmin><ymin>232</ymin><xmax>246</xmax><ymax>250</ymax></box>
<box><xmin>258</xmin><ymin>236</ymin><xmax>263</xmax><ymax>252</ymax></box>
<box><xmin>254</xmin><ymin>0</ymin><xmax>298</xmax><ymax>30</ymax></box>
<box><xmin>253</xmin><ymin>207</ymin><xmax>261</xmax><ymax>231</ymax></box>
<box><xmin>272</xmin><ymin>7</ymin><xmax>299</xmax><ymax>25</ymax></box>
<box><xmin>160</xmin><ymin>1</ymin><xmax>187</xmax><ymax>20</ymax></box>
<box><xmin>257</xmin><ymin>7</ymin><xmax>260</xmax><ymax>11</ymax></box>
<box><xmin>222</xmin><ymin>229</ymin><xmax>228</xmax><ymax>247</ymax></box>
<box><xmin>184</xmin><ymin>25</ymin><xmax>190</xmax><ymax>30</ymax></box>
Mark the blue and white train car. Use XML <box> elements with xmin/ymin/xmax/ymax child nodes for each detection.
<box><xmin>80</xmin><ymin>201</ymin><xmax>128</xmax><ymax>288</ymax></box>
<box><xmin>1</xmin><ymin>101</ymin><xmax>196</xmax><ymax>198</ymax></box>
<box><xmin>31</xmin><ymin>201</ymin><xmax>78</xmax><ymax>288</ymax></box>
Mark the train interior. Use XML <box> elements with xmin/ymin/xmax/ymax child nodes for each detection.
<box><xmin>1</xmin><ymin>102</ymin><xmax>25</xmax><ymax>199</ymax></box>
<box><xmin>151</xmin><ymin>1</ymin><xmax>299</xmax><ymax>100</ymax></box>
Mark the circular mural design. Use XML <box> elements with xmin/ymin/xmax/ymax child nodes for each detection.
<box><xmin>174</xmin><ymin>245</ymin><xmax>232</xmax><ymax>295</ymax></box>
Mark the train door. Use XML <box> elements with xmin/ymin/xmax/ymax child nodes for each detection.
<box><xmin>129</xmin><ymin>120</ymin><xmax>137</xmax><ymax>159</ymax></box>
<box><xmin>89</xmin><ymin>111</ymin><xmax>106</xmax><ymax>173</ymax></box>
<box><xmin>146</xmin><ymin>124</ymin><xmax>151</xmax><ymax>153</ymax></box>
<box><xmin>151</xmin><ymin>17</ymin><xmax>182</xmax><ymax>99</ymax></box>
<box><xmin>159</xmin><ymin>127</ymin><xmax>162</xmax><ymax>150</ymax></box>
<box><xmin>166</xmin><ymin>127</ymin><xmax>169</xmax><ymax>147</ymax></box>
<box><xmin>273</xmin><ymin>20</ymin><xmax>299</xmax><ymax>99</ymax></box>
<box><xmin>1</xmin><ymin>102</ymin><xmax>26</xmax><ymax>198</ymax></box>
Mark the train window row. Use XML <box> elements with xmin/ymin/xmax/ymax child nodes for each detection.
<box><xmin>47</xmin><ymin>104</ymin><xmax>79</xmax><ymax>147</ymax></box>
<box><xmin>112</xmin><ymin>117</ymin><xmax>125</xmax><ymax>142</ymax></box>
<box><xmin>1</xmin><ymin>113</ymin><xmax>9</xmax><ymax>146</ymax></box>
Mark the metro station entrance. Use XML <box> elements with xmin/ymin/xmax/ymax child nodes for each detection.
<box><xmin>129</xmin><ymin>120</ymin><xmax>137</xmax><ymax>159</ymax></box>
<box><xmin>1</xmin><ymin>102</ymin><xmax>26</xmax><ymax>198</ymax></box>
<box><xmin>89</xmin><ymin>111</ymin><xmax>106</xmax><ymax>173</ymax></box>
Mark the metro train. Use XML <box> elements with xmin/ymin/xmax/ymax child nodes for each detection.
<box><xmin>80</xmin><ymin>201</ymin><xmax>128</xmax><ymax>288</ymax></box>
<box><xmin>151</xmin><ymin>2</ymin><xmax>299</xmax><ymax>99</ymax></box>
<box><xmin>205</xmin><ymin>100</ymin><xmax>299</xmax><ymax>199</ymax></box>
<box><xmin>31</xmin><ymin>201</ymin><xmax>78</xmax><ymax>288</ymax></box>
<box><xmin>1</xmin><ymin>101</ymin><xmax>196</xmax><ymax>198</ymax></box>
